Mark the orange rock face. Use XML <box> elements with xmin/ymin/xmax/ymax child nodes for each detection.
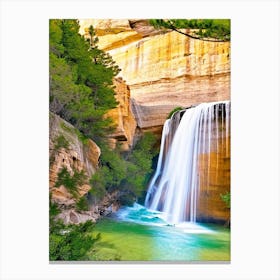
<box><xmin>196</xmin><ymin>118</ymin><xmax>230</xmax><ymax>224</ymax></box>
<box><xmin>109</xmin><ymin>31</ymin><xmax>230</xmax><ymax>128</ymax></box>
<box><xmin>80</xmin><ymin>19</ymin><xmax>230</xmax><ymax>130</ymax></box>
<box><xmin>105</xmin><ymin>78</ymin><xmax>137</xmax><ymax>151</ymax></box>
<box><xmin>77</xmin><ymin>19</ymin><xmax>231</xmax><ymax>224</ymax></box>
<box><xmin>49</xmin><ymin>113</ymin><xmax>100</xmax><ymax>204</ymax></box>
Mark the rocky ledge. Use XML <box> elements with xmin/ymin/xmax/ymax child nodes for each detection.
<box><xmin>79</xmin><ymin>19</ymin><xmax>230</xmax><ymax>130</ymax></box>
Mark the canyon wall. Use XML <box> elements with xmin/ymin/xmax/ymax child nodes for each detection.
<box><xmin>49</xmin><ymin>113</ymin><xmax>119</xmax><ymax>224</ymax></box>
<box><xmin>105</xmin><ymin>77</ymin><xmax>136</xmax><ymax>151</ymax></box>
<box><xmin>49</xmin><ymin>112</ymin><xmax>100</xmax><ymax>202</ymax></box>
<box><xmin>80</xmin><ymin>19</ymin><xmax>230</xmax><ymax>130</ymax></box>
<box><xmin>78</xmin><ymin>19</ymin><xmax>230</xmax><ymax>224</ymax></box>
<box><xmin>197</xmin><ymin>117</ymin><xmax>230</xmax><ymax>224</ymax></box>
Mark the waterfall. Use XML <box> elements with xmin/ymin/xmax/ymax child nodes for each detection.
<box><xmin>145</xmin><ymin>100</ymin><xmax>230</xmax><ymax>224</ymax></box>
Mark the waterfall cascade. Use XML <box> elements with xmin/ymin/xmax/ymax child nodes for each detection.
<box><xmin>145</xmin><ymin>101</ymin><xmax>230</xmax><ymax>224</ymax></box>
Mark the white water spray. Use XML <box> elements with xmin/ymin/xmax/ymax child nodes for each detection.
<box><xmin>145</xmin><ymin>101</ymin><xmax>230</xmax><ymax>224</ymax></box>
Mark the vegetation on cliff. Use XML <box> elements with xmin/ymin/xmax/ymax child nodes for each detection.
<box><xmin>167</xmin><ymin>106</ymin><xmax>184</xmax><ymax>119</ymax></box>
<box><xmin>50</xmin><ymin>19</ymin><xmax>158</xmax><ymax>207</ymax></box>
<box><xmin>54</xmin><ymin>167</ymin><xmax>87</xmax><ymax>198</ymax></box>
<box><xmin>90</xmin><ymin>132</ymin><xmax>157</xmax><ymax>205</ymax></box>
<box><xmin>149</xmin><ymin>19</ymin><xmax>230</xmax><ymax>42</ymax></box>
<box><xmin>49</xmin><ymin>19</ymin><xmax>120</xmax><ymax>143</ymax></box>
<box><xmin>49</xmin><ymin>196</ymin><xmax>98</xmax><ymax>260</ymax></box>
<box><xmin>49</xmin><ymin>20</ymin><xmax>159</xmax><ymax>260</ymax></box>
<box><xmin>220</xmin><ymin>191</ymin><xmax>230</xmax><ymax>209</ymax></box>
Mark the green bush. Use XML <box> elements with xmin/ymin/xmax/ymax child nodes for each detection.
<box><xmin>125</xmin><ymin>132</ymin><xmax>157</xmax><ymax>198</ymax></box>
<box><xmin>49</xmin><ymin>220</ymin><xmax>99</xmax><ymax>261</ymax></box>
<box><xmin>49</xmin><ymin>200</ymin><xmax>61</xmax><ymax>218</ymax></box>
<box><xmin>220</xmin><ymin>191</ymin><xmax>230</xmax><ymax>208</ymax></box>
<box><xmin>76</xmin><ymin>196</ymin><xmax>89</xmax><ymax>211</ymax></box>
<box><xmin>55</xmin><ymin>167</ymin><xmax>87</xmax><ymax>198</ymax></box>
<box><xmin>167</xmin><ymin>107</ymin><xmax>184</xmax><ymax>119</ymax></box>
<box><xmin>90</xmin><ymin>143</ymin><xmax>126</xmax><ymax>196</ymax></box>
<box><xmin>89</xmin><ymin>132</ymin><xmax>158</xmax><ymax>204</ymax></box>
<box><xmin>54</xmin><ymin>134</ymin><xmax>70</xmax><ymax>151</ymax></box>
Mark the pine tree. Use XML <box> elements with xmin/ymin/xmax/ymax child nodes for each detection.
<box><xmin>49</xmin><ymin>19</ymin><xmax>120</xmax><ymax>142</ymax></box>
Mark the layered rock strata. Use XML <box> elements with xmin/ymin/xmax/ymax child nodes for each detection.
<box><xmin>109</xmin><ymin>31</ymin><xmax>230</xmax><ymax>128</ymax></box>
<box><xmin>49</xmin><ymin>113</ymin><xmax>120</xmax><ymax>224</ymax></box>
<box><xmin>105</xmin><ymin>77</ymin><xmax>136</xmax><ymax>151</ymax></box>
<box><xmin>49</xmin><ymin>113</ymin><xmax>100</xmax><ymax>201</ymax></box>
<box><xmin>79</xmin><ymin>19</ymin><xmax>230</xmax><ymax>129</ymax></box>
<box><xmin>197</xmin><ymin>114</ymin><xmax>230</xmax><ymax>224</ymax></box>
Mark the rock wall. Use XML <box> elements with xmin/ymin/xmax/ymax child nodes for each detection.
<box><xmin>49</xmin><ymin>113</ymin><xmax>100</xmax><ymax>202</ymax></box>
<box><xmin>49</xmin><ymin>113</ymin><xmax>120</xmax><ymax>224</ymax></box>
<box><xmin>77</xmin><ymin>19</ymin><xmax>231</xmax><ymax>225</ymax></box>
<box><xmin>109</xmin><ymin>32</ymin><xmax>230</xmax><ymax>129</ymax></box>
<box><xmin>55</xmin><ymin>191</ymin><xmax>120</xmax><ymax>225</ymax></box>
<box><xmin>196</xmin><ymin>115</ymin><xmax>231</xmax><ymax>224</ymax></box>
<box><xmin>105</xmin><ymin>77</ymin><xmax>137</xmax><ymax>151</ymax></box>
<box><xmin>79</xmin><ymin>19</ymin><xmax>230</xmax><ymax>129</ymax></box>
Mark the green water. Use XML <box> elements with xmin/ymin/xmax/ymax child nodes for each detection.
<box><xmin>89</xmin><ymin>204</ymin><xmax>230</xmax><ymax>261</ymax></box>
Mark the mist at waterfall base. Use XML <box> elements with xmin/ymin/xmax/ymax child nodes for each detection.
<box><xmin>90</xmin><ymin>204</ymin><xmax>230</xmax><ymax>261</ymax></box>
<box><xmin>90</xmin><ymin>101</ymin><xmax>230</xmax><ymax>261</ymax></box>
<box><xmin>145</xmin><ymin>100</ymin><xmax>230</xmax><ymax>225</ymax></box>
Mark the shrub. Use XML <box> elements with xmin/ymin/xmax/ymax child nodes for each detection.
<box><xmin>89</xmin><ymin>132</ymin><xmax>158</xmax><ymax>204</ymax></box>
<box><xmin>49</xmin><ymin>200</ymin><xmax>61</xmax><ymax>218</ymax></box>
<box><xmin>49</xmin><ymin>220</ymin><xmax>99</xmax><ymax>261</ymax></box>
<box><xmin>76</xmin><ymin>196</ymin><xmax>89</xmax><ymax>211</ymax></box>
<box><xmin>55</xmin><ymin>167</ymin><xmax>87</xmax><ymax>198</ymax></box>
<box><xmin>220</xmin><ymin>191</ymin><xmax>230</xmax><ymax>208</ymax></box>
<box><xmin>167</xmin><ymin>106</ymin><xmax>184</xmax><ymax>119</ymax></box>
<box><xmin>54</xmin><ymin>134</ymin><xmax>70</xmax><ymax>151</ymax></box>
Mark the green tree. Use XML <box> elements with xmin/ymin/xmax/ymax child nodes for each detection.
<box><xmin>49</xmin><ymin>219</ymin><xmax>99</xmax><ymax>261</ymax></box>
<box><xmin>54</xmin><ymin>167</ymin><xmax>87</xmax><ymax>198</ymax></box>
<box><xmin>88</xmin><ymin>25</ymin><xmax>97</xmax><ymax>47</ymax></box>
<box><xmin>76</xmin><ymin>196</ymin><xmax>90</xmax><ymax>211</ymax></box>
<box><xmin>123</xmin><ymin>132</ymin><xmax>157</xmax><ymax>202</ymax></box>
<box><xmin>49</xmin><ymin>19</ymin><xmax>120</xmax><ymax>142</ymax></box>
<box><xmin>89</xmin><ymin>133</ymin><xmax>157</xmax><ymax>206</ymax></box>
<box><xmin>89</xmin><ymin>143</ymin><xmax>127</xmax><ymax>198</ymax></box>
<box><xmin>149</xmin><ymin>19</ymin><xmax>230</xmax><ymax>42</ymax></box>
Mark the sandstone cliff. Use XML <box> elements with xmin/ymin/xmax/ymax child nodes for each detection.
<box><xmin>79</xmin><ymin>19</ymin><xmax>230</xmax><ymax>130</ymax></box>
<box><xmin>105</xmin><ymin>77</ymin><xmax>136</xmax><ymax>151</ymax></box>
<box><xmin>49</xmin><ymin>113</ymin><xmax>119</xmax><ymax>224</ymax></box>
<box><xmin>197</xmin><ymin>115</ymin><xmax>231</xmax><ymax>224</ymax></box>
<box><xmin>49</xmin><ymin>113</ymin><xmax>100</xmax><ymax>201</ymax></box>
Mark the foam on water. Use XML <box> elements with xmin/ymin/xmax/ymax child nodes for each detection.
<box><xmin>114</xmin><ymin>203</ymin><xmax>214</xmax><ymax>234</ymax></box>
<box><xmin>145</xmin><ymin>101</ymin><xmax>231</xmax><ymax>224</ymax></box>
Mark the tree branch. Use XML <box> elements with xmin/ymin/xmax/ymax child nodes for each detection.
<box><xmin>168</xmin><ymin>24</ymin><xmax>230</xmax><ymax>43</ymax></box>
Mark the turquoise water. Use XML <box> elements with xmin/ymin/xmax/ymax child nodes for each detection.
<box><xmin>89</xmin><ymin>203</ymin><xmax>230</xmax><ymax>261</ymax></box>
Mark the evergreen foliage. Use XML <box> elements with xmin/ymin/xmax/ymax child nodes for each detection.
<box><xmin>220</xmin><ymin>191</ymin><xmax>230</xmax><ymax>208</ymax></box>
<box><xmin>54</xmin><ymin>167</ymin><xmax>87</xmax><ymax>198</ymax></box>
<box><xmin>49</xmin><ymin>193</ymin><xmax>97</xmax><ymax>261</ymax></box>
<box><xmin>54</xmin><ymin>134</ymin><xmax>70</xmax><ymax>151</ymax></box>
<box><xmin>90</xmin><ymin>133</ymin><xmax>157</xmax><ymax>205</ymax></box>
<box><xmin>49</xmin><ymin>219</ymin><xmax>99</xmax><ymax>261</ymax></box>
<box><xmin>49</xmin><ymin>19</ymin><xmax>158</xmax><ymax>261</ymax></box>
<box><xmin>124</xmin><ymin>132</ymin><xmax>157</xmax><ymax>200</ymax></box>
<box><xmin>167</xmin><ymin>106</ymin><xmax>184</xmax><ymax>119</ymax></box>
<box><xmin>90</xmin><ymin>143</ymin><xmax>126</xmax><ymax>198</ymax></box>
<box><xmin>49</xmin><ymin>197</ymin><xmax>61</xmax><ymax>218</ymax></box>
<box><xmin>49</xmin><ymin>19</ymin><xmax>120</xmax><ymax>143</ymax></box>
<box><xmin>149</xmin><ymin>19</ymin><xmax>230</xmax><ymax>41</ymax></box>
<box><xmin>76</xmin><ymin>196</ymin><xmax>90</xmax><ymax>212</ymax></box>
